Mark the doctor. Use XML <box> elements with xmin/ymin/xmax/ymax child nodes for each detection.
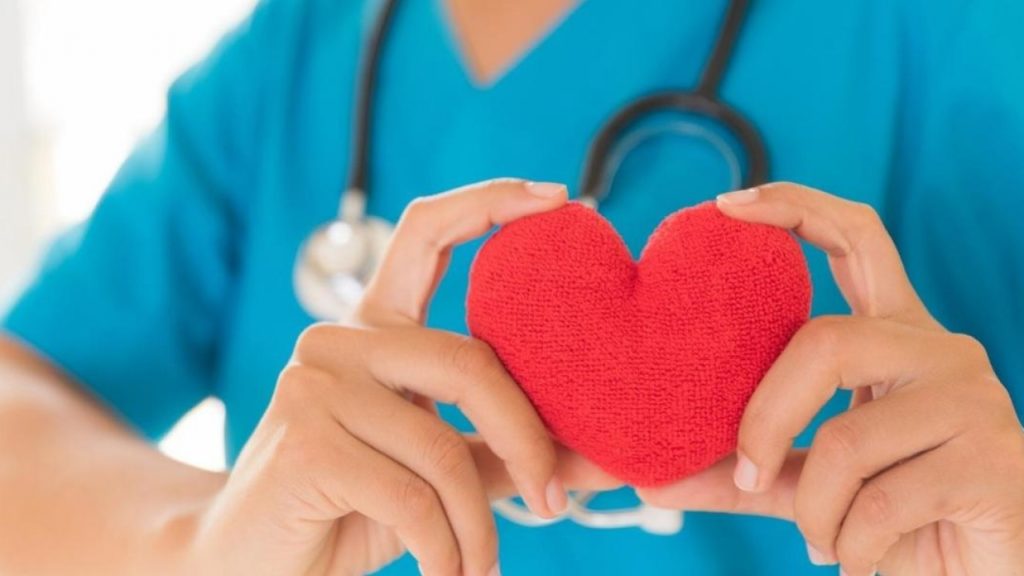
<box><xmin>1</xmin><ymin>1</ymin><xmax>1023</xmax><ymax>575</ymax></box>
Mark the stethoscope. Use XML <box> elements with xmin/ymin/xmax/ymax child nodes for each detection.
<box><xmin>294</xmin><ymin>0</ymin><xmax>767</xmax><ymax>535</ymax></box>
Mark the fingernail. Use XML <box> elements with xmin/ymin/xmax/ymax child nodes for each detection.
<box><xmin>527</xmin><ymin>181</ymin><xmax>567</xmax><ymax>197</ymax></box>
<box><xmin>733</xmin><ymin>452</ymin><xmax>760</xmax><ymax>492</ymax></box>
<box><xmin>488</xmin><ymin>563</ymin><xmax>502</xmax><ymax>576</ymax></box>
<box><xmin>716</xmin><ymin>187</ymin><xmax>759</xmax><ymax>205</ymax></box>
<box><xmin>806</xmin><ymin>542</ymin><xmax>833</xmax><ymax>566</ymax></box>
<box><xmin>545</xmin><ymin>476</ymin><xmax>568</xmax><ymax>515</ymax></box>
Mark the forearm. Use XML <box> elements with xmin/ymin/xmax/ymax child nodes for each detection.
<box><xmin>0</xmin><ymin>336</ymin><xmax>225</xmax><ymax>575</ymax></box>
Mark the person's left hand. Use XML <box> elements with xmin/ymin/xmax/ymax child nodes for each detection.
<box><xmin>637</xmin><ymin>183</ymin><xmax>1024</xmax><ymax>576</ymax></box>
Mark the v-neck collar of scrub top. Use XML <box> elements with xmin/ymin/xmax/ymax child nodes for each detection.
<box><xmin>432</xmin><ymin>0</ymin><xmax>585</xmax><ymax>89</ymax></box>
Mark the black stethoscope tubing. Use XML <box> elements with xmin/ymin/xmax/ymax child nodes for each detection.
<box><xmin>346</xmin><ymin>0</ymin><xmax>400</xmax><ymax>199</ymax></box>
<box><xmin>346</xmin><ymin>0</ymin><xmax>769</xmax><ymax>207</ymax></box>
<box><xmin>580</xmin><ymin>0</ymin><xmax>768</xmax><ymax>199</ymax></box>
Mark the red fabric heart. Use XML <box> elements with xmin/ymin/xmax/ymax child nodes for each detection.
<box><xmin>466</xmin><ymin>202</ymin><xmax>811</xmax><ymax>486</ymax></box>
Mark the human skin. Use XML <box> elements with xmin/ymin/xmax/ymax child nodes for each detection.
<box><xmin>2</xmin><ymin>180</ymin><xmax>1022</xmax><ymax>575</ymax></box>
<box><xmin>0</xmin><ymin>180</ymin><xmax>621</xmax><ymax>576</ymax></box>
<box><xmin>0</xmin><ymin>3</ymin><xmax>595</xmax><ymax>573</ymax></box>
<box><xmin>639</xmin><ymin>182</ymin><xmax>1024</xmax><ymax>576</ymax></box>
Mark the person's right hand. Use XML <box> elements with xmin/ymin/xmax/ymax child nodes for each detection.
<box><xmin>185</xmin><ymin>179</ymin><xmax>620</xmax><ymax>576</ymax></box>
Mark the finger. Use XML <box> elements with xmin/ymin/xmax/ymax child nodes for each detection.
<box><xmin>361</xmin><ymin>178</ymin><xmax>568</xmax><ymax>326</ymax></box>
<box><xmin>469</xmin><ymin>439</ymin><xmax>623</xmax><ymax>500</ymax></box>
<box><xmin>296</xmin><ymin>324</ymin><xmax>563</xmax><ymax>518</ymax></box>
<box><xmin>735</xmin><ymin>316</ymin><xmax>955</xmax><ymax>492</ymax></box>
<box><xmin>636</xmin><ymin>450</ymin><xmax>804</xmax><ymax>520</ymax></box>
<box><xmin>716</xmin><ymin>182</ymin><xmax>933</xmax><ymax>324</ymax></box>
<box><xmin>329</xmin><ymin>371</ymin><xmax>497</xmax><ymax>576</ymax></box>
<box><xmin>796</xmin><ymin>384</ymin><xmax>967</xmax><ymax>563</ymax></box>
<box><xmin>835</xmin><ymin>444</ymin><xmax>971</xmax><ymax>576</ymax></box>
<box><xmin>321</xmin><ymin>424</ymin><xmax>461</xmax><ymax>576</ymax></box>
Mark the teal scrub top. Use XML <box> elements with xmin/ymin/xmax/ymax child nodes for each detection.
<box><xmin>5</xmin><ymin>1</ymin><xmax>1024</xmax><ymax>574</ymax></box>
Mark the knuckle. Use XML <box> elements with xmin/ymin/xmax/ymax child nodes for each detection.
<box><xmin>798</xmin><ymin>316</ymin><xmax>844</xmax><ymax>359</ymax></box>
<box><xmin>949</xmin><ymin>332</ymin><xmax>990</xmax><ymax>366</ymax></box>
<box><xmin>401</xmin><ymin>196</ymin><xmax>434</xmax><ymax>222</ymax></box>
<box><xmin>834</xmin><ymin>485</ymin><xmax>902</xmax><ymax>574</ymax></box>
<box><xmin>394</xmin><ymin>474</ymin><xmax>437</xmax><ymax>523</ymax></box>
<box><xmin>295</xmin><ymin>323</ymin><xmax>359</xmax><ymax>362</ymax></box>
<box><xmin>295</xmin><ymin>322</ymin><xmax>335</xmax><ymax>351</ymax></box>
<box><xmin>857</xmin><ymin>483</ymin><xmax>896</xmax><ymax>528</ymax></box>
<box><xmin>445</xmin><ymin>336</ymin><xmax>500</xmax><ymax>379</ymax></box>
<box><xmin>849</xmin><ymin>201</ymin><xmax>884</xmax><ymax>234</ymax></box>
<box><xmin>276</xmin><ymin>364</ymin><xmax>307</xmax><ymax>392</ymax></box>
<box><xmin>423</xmin><ymin>426</ymin><xmax>472</xmax><ymax>480</ymax></box>
<box><xmin>944</xmin><ymin>332</ymin><xmax>1008</xmax><ymax>409</ymax></box>
<box><xmin>397</xmin><ymin>197</ymin><xmax>440</xmax><ymax>242</ymax></box>
<box><xmin>760</xmin><ymin>181</ymin><xmax>799</xmax><ymax>200</ymax></box>
<box><xmin>814</xmin><ymin>418</ymin><xmax>862</xmax><ymax>465</ymax></box>
<box><xmin>272</xmin><ymin>365</ymin><xmax>331</xmax><ymax>409</ymax></box>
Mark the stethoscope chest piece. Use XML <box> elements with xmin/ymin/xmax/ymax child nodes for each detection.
<box><xmin>294</xmin><ymin>189</ymin><xmax>394</xmax><ymax>321</ymax></box>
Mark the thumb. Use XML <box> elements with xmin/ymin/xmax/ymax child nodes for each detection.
<box><xmin>636</xmin><ymin>450</ymin><xmax>806</xmax><ymax>521</ymax></box>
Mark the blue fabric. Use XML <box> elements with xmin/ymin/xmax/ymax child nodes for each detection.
<box><xmin>4</xmin><ymin>0</ymin><xmax>1023</xmax><ymax>574</ymax></box>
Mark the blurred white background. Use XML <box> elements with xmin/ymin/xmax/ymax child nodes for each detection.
<box><xmin>0</xmin><ymin>0</ymin><xmax>258</xmax><ymax>471</ymax></box>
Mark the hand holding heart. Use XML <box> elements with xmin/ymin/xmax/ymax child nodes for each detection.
<box><xmin>195</xmin><ymin>179</ymin><xmax>620</xmax><ymax>576</ymax></box>
<box><xmin>636</xmin><ymin>183</ymin><xmax>1024</xmax><ymax>576</ymax></box>
<box><xmin>233</xmin><ymin>177</ymin><xmax>1023</xmax><ymax>576</ymax></box>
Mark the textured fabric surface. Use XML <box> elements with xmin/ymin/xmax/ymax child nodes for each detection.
<box><xmin>467</xmin><ymin>202</ymin><xmax>811</xmax><ymax>486</ymax></box>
